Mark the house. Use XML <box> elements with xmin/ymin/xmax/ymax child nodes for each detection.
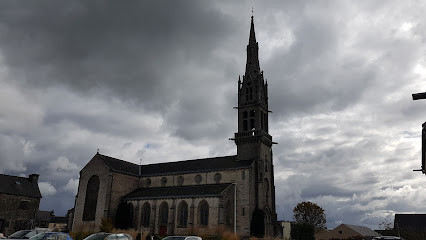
<box><xmin>0</xmin><ymin>174</ymin><xmax>42</xmax><ymax>236</ymax></box>
<box><xmin>36</xmin><ymin>210</ymin><xmax>54</xmax><ymax>228</ymax></box>
<box><xmin>48</xmin><ymin>216</ymin><xmax>67</xmax><ymax>231</ymax></box>
<box><xmin>315</xmin><ymin>224</ymin><xmax>381</xmax><ymax>240</ymax></box>
<box><xmin>278</xmin><ymin>221</ymin><xmax>292</xmax><ymax>240</ymax></box>
<box><xmin>394</xmin><ymin>214</ymin><xmax>426</xmax><ymax>230</ymax></box>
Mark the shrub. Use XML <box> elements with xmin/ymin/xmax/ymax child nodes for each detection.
<box><xmin>100</xmin><ymin>218</ymin><xmax>114</xmax><ymax>233</ymax></box>
<box><xmin>69</xmin><ymin>231</ymin><xmax>93</xmax><ymax>240</ymax></box>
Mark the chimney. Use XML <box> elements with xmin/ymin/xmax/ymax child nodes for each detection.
<box><xmin>29</xmin><ymin>174</ymin><xmax>39</xmax><ymax>183</ymax></box>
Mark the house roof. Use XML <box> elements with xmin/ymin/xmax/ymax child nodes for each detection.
<box><xmin>50</xmin><ymin>216</ymin><xmax>67</xmax><ymax>224</ymax></box>
<box><xmin>123</xmin><ymin>183</ymin><xmax>233</xmax><ymax>200</ymax></box>
<box><xmin>395</xmin><ymin>214</ymin><xmax>426</xmax><ymax>229</ymax></box>
<box><xmin>0</xmin><ymin>174</ymin><xmax>42</xmax><ymax>198</ymax></box>
<box><xmin>344</xmin><ymin>224</ymin><xmax>380</xmax><ymax>237</ymax></box>
<box><xmin>37</xmin><ymin>210</ymin><xmax>53</xmax><ymax>222</ymax></box>
<box><xmin>98</xmin><ymin>153</ymin><xmax>253</xmax><ymax>176</ymax></box>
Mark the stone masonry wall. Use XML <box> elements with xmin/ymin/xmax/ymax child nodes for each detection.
<box><xmin>0</xmin><ymin>193</ymin><xmax>40</xmax><ymax>236</ymax></box>
<box><xmin>72</xmin><ymin>155</ymin><xmax>113</xmax><ymax>232</ymax></box>
<box><xmin>108</xmin><ymin>172</ymin><xmax>139</xmax><ymax>224</ymax></box>
<box><xmin>129</xmin><ymin>167</ymin><xmax>251</xmax><ymax>237</ymax></box>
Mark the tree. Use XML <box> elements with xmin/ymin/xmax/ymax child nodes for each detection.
<box><xmin>378</xmin><ymin>216</ymin><xmax>394</xmax><ymax>231</ymax></box>
<box><xmin>293</xmin><ymin>201</ymin><xmax>326</xmax><ymax>230</ymax></box>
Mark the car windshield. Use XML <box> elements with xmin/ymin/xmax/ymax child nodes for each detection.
<box><xmin>83</xmin><ymin>233</ymin><xmax>110</xmax><ymax>240</ymax></box>
<box><xmin>29</xmin><ymin>233</ymin><xmax>48</xmax><ymax>240</ymax></box>
<box><xmin>9</xmin><ymin>231</ymin><xmax>32</xmax><ymax>239</ymax></box>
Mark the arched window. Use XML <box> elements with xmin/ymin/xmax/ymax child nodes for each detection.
<box><xmin>198</xmin><ymin>200</ymin><xmax>209</xmax><ymax>226</ymax></box>
<box><xmin>225</xmin><ymin>200</ymin><xmax>231</xmax><ymax>225</ymax></box>
<box><xmin>243</xmin><ymin>111</ymin><xmax>248</xmax><ymax>131</ymax></box>
<box><xmin>141</xmin><ymin>202</ymin><xmax>151</xmax><ymax>228</ymax></box>
<box><xmin>264</xmin><ymin>178</ymin><xmax>270</xmax><ymax>203</ymax></box>
<box><xmin>177</xmin><ymin>201</ymin><xmax>188</xmax><ymax>228</ymax></box>
<box><xmin>159</xmin><ymin>202</ymin><xmax>169</xmax><ymax>226</ymax></box>
<box><xmin>82</xmin><ymin>175</ymin><xmax>100</xmax><ymax>221</ymax></box>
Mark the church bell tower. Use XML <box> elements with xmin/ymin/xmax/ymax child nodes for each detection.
<box><xmin>234</xmin><ymin>16</ymin><xmax>277</xmax><ymax>237</ymax></box>
<box><xmin>234</xmin><ymin>16</ymin><xmax>273</xmax><ymax>160</ymax></box>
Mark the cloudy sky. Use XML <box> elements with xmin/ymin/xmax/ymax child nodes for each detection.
<box><xmin>1</xmin><ymin>0</ymin><xmax>426</xmax><ymax>230</ymax></box>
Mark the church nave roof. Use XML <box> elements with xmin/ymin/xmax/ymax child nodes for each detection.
<box><xmin>97</xmin><ymin>153</ymin><xmax>253</xmax><ymax>177</ymax></box>
<box><xmin>122</xmin><ymin>183</ymin><xmax>233</xmax><ymax>200</ymax></box>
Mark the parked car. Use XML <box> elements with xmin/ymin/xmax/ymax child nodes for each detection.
<box><xmin>373</xmin><ymin>237</ymin><xmax>404</xmax><ymax>240</ymax></box>
<box><xmin>6</xmin><ymin>230</ymin><xmax>47</xmax><ymax>239</ymax></box>
<box><xmin>29</xmin><ymin>232</ymin><xmax>72</xmax><ymax>240</ymax></box>
<box><xmin>83</xmin><ymin>233</ymin><xmax>132</xmax><ymax>240</ymax></box>
<box><xmin>162</xmin><ymin>237</ymin><xmax>202</xmax><ymax>240</ymax></box>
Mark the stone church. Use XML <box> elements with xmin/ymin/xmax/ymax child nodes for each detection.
<box><xmin>72</xmin><ymin>17</ymin><xmax>278</xmax><ymax>238</ymax></box>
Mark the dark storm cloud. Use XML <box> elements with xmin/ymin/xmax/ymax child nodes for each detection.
<box><xmin>0</xmin><ymin>0</ymin><xmax>248</xmax><ymax>145</ymax></box>
<box><xmin>0</xmin><ymin>1</ymin><xmax>237</xmax><ymax>111</ymax></box>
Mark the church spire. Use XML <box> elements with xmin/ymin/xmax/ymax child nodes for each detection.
<box><xmin>249</xmin><ymin>16</ymin><xmax>256</xmax><ymax>45</ymax></box>
<box><xmin>245</xmin><ymin>16</ymin><xmax>260</xmax><ymax>79</ymax></box>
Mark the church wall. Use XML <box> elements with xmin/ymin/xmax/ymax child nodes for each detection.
<box><xmin>137</xmin><ymin>168</ymin><xmax>250</xmax><ymax>188</ymax></box>
<box><xmin>237</xmin><ymin>141</ymin><xmax>260</xmax><ymax>161</ymax></box>
<box><xmin>128</xmin><ymin>197</ymin><xmax>221</xmax><ymax>236</ymax></box>
<box><xmin>126</xmin><ymin>168</ymin><xmax>252</xmax><ymax>237</ymax></box>
<box><xmin>245</xmin><ymin>144</ymin><xmax>276</xmax><ymax>237</ymax></box>
<box><xmin>138</xmin><ymin>169</ymin><xmax>247</xmax><ymax>188</ymax></box>
<box><xmin>108</xmin><ymin>172</ymin><xmax>139</xmax><ymax>223</ymax></box>
<box><xmin>72</xmin><ymin>155</ymin><xmax>111</xmax><ymax>232</ymax></box>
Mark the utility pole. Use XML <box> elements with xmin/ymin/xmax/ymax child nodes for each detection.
<box><xmin>412</xmin><ymin>92</ymin><xmax>426</xmax><ymax>174</ymax></box>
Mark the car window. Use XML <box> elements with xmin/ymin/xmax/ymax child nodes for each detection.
<box><xmin>115</xmin><ymin>235</ymin><xmax>128</xmax><ymax>240</ymax></box>
<box><xmin>29</xmin><ymin>233</ymin><xmax>48</xmax><ymax>240</ymax></box>
<box><xmin>25</xmin><ymin>232</ymin><xmax>38</xmax><ymax>239</ymax></box>
<box><xmin>105</xmin><ymin>235</ymin><xmax>116</xmax><ymax>240</ymax></box>
<box><xmin>85</xmin><ymin>233</ymin><xmax>110</xmax><ymax>240</ymax></box>
<box><xmin>9</xmin><ymin>231</ymin><xmax>32</xmax><ymax>239</ymax></box>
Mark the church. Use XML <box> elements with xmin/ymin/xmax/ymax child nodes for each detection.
<box><xmin>72</xmin><ymin>16</ymin><xmax>278</xmax><ymax>238</ymax></box>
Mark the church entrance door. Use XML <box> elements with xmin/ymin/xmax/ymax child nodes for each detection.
<box><xmin>115</xmin><ymin>202</ymin><xmax>134</xmax><ymax>229</ymax></box>
<box><xmin>159</xmin><ymin>226</ymin><xmax>167</xmax><ymax>237</ymax></box>
<box><xmin>250</xmin><ymin>209</ymin><xmax>265</xmax><ymax>238</ymax></box>
<box><xmin>159</xmin><ymin>202</ymin><xmax>169</xmax><ymax>236</ymax></box>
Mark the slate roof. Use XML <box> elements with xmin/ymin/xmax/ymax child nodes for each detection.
<box><xmin>395</xmin><ymin>214</ymin><xmax>426</xmax><ymax>229</ymax></box>
<box><xmin>123</xmin><ymin>183</ymin><xmax>233</xmax><ymax>200</ymax></box>
<box><xmin>98</xmin><ymin>153</ymin><xmax>253</xmax><ymax>176</ymax></box>
<box><xmin>0</xmin><ymin>174</ymin><xmax>42</xmax><ymax>198</ymax></box>
<box><xmin>50</xmin><ymin>216</ymin><xmax>67</xmax><ymax>224</ymax></box>
<box><xmin>37</xmin><ymin>210</ymin><xmax>53</xmax><ymax>222</ymax></box>
<box><xmin>344</xmin><ymin>224</ymin><xmax>380</xmax><ymax>237</ymax></box>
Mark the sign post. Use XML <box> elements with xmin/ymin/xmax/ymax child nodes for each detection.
<box><xmin>412</xmin><ymin>92</ymin><xmax>426</xmax><ymax>174</ymax></box>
